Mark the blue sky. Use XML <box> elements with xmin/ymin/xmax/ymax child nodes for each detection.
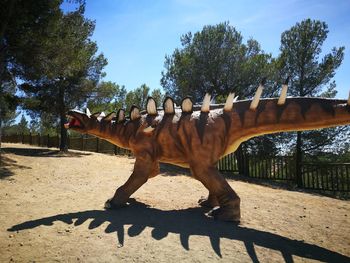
<box><xmin>63</xmin><ymin>0</ymin><xmax>350</xmax><ymax>99</ymax></box>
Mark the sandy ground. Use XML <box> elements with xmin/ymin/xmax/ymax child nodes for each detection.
<box><xmin>0</xmin><ymin>143</ymin><xmax>349</xmax><ymax>263</ymax></box>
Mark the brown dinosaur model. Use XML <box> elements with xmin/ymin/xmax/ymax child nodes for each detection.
<box><xmin>65</xmin><ymin>82</ymin><xmax>350</xmax><ymax>222</ymax></box>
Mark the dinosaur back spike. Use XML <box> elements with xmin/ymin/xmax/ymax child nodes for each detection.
<box><xmin>224</xmin><ymin>93</ymin><xmax>235</xmax><ymax>112</ymax></box>
<box><xmin>130</xmin><ymin>105</ymin><xmax>141</xmax><ymax>120</ymax></box>
<box><xmin>201</xmin><ymin>93</ymin><xmax>211</xmax><ymax>112</ymax></box>
<box><xmin>86</xmin><ymin>108</ymin><xmax>91</xmax><ymax>117</ymax></box>
<box><xmin>146</xmin><ymin>97</ymin><xmax>157</xmax><ymax>115</ymax></box>
<box><xmin>181</xmin><ymin>97</ymin><xmax>193</xmax><ymax>113</ymax></box>
<box><xmin>163</xmin><ymin>97</ymin><xmax>175</xmax><ymax>114</ymax></box>
<box><xmin>117</xmin><ymin>109</ymin><xmax>126</xmax><ymax>122</ymax></box>
<box><xmin>103</xmin><ymin>112</ymin><xmax>117</xmax><ymax>121</ymax></box>
<box><xmin>278</xmin><ymin>84</ymin><xmax>288</xmax><ymax>105</ymax></box>
<box><xmin>97</xmin><ymin>112</ymin><xmax>106</xmax><ymax>122</ymax></box>
<box><xmin>250</xmin><ymin>84</ymin><xmax>264</xmax><ymax>110</ymax></box>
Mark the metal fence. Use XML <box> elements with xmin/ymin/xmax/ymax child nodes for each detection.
<box><xmin>3</xmin><ymin>133</ymin><xmax>350</xmax><ymax>193</ymax></box>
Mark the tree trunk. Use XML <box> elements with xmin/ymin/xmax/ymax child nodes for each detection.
<box><xmin>59</xmin><ymin>85</ymin><xmax>68</xmax><ymax>152</ymax></box>
<box><xmin>59</xmin><ymin>114</ymin><xmax>68</xmax><ymax>152</ymax></box>
<box><xmin>235</xmin><ymin>144</ymin><xmax>249</xmax><ymax>176</ymax></box>
<box><xmin>0</xmin><ymin>111</ymin><xmax>2</xmax><ymax>166</ymax></box>
<box><xmin>295</xmin><ymin>131</ymin><xmax>303</xmax><ymax>187</ymax></box>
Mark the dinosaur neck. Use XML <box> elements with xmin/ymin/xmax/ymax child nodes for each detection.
<box><xmin>224</xmin><ymin>97</ymin><xmax>350</xmax><ymax>155</ymax></box>
<box><xmin>84</xmin><ymin>120</ymin><xmax>138</xmax><ymax>149</ymax></box>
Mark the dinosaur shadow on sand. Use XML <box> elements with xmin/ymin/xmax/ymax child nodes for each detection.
<box><xmin>8</xmin><ymin>199</ymin><xmax>349</xmax><ymax>263</ymax></box>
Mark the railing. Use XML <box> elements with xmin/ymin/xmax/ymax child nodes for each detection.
<box><xmin>247</xmin><ymin>155</ymin><xmax>295</xmax><ymax>181</ymax></box>
<box><xmin>2</xmin><ymin>133</ymin><xmax>350</xmax><ymax>193</ymax></box>
<box><xmin>301</xmin><ymin>163</ymin><xmax>350</xmax><ymax>192</ymax></box>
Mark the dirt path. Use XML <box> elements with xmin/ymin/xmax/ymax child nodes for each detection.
<box><xmin>1</xmin><ymin>143</ymin><xmax>349</xmax><ymax>262</ymax></box>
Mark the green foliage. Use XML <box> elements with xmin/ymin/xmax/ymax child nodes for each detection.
<box><xmin>161</xmin><ymin>22</ymin><xmax>276</xmax><ymax>102</ymax></box>
<box><xmin>86</xmin><ymin>81</ymin><xmax>127</xmax><ymax>113</ymax></box>
<box><xmin>125</xmin><ymin>84</ymin><xmax>150</xmax><ymax>110</ymax></box>
<box><xmin>278</xmin><ymin>19</ymin><xmax>344</xmax><ymax>96</ymax></box>
<box><xmin>3</xmin><ymin>115</ymin><xmax>30</xmax><ymax>135</ymax></box>
<box><xmin>0</xmin><ymin>0</ymin><xmax>62</xmax><ymax>145</ymax></box>
<box><xmin>151</xmin><ymin>89</ymin><xmax>165</xmax><ymax>108</ymax></box>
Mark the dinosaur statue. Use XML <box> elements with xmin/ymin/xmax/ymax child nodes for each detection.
<box><xmin>65</xmin><ymin>81</ymin><xmax>350</xmax><ymax>222</ymax></box>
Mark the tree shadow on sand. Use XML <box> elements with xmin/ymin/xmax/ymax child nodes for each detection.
<box><xmin>0</xmin><ymin>155</ymin><xmax>31</xmax><ymax>179</ymax></box>
<box><xmin>8</xmin><ymin>199</ymin><xmax>349</xmax><ymax>262</ymax></box>
<box><xmin>2</xmin><ymin>147</ymin><xmax>91</xmax><ymax>158</ymax></box>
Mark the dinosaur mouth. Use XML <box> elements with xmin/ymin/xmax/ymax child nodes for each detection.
<box><xmin>64</xmin><ymin>116</ymin><xmax>84</xmax><ymax>129</ymax></box>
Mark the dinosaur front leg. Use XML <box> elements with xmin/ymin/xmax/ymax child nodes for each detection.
<box><xmin>191</xmin><ymin>165</ymin><xmax>241</xmax><ymax>222</ymax></box>
<box><xmin>198</xmin><ymin>193</ymin><xmax>219</xmax><ymax>208</ymax></box>
<box><xmin>105</xmin><ymin>155</ymin><xmax>159</xmax><ymax>209</ymax></box>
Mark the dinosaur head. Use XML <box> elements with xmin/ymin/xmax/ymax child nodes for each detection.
<box><xmin>65</xmin><ymin>109</ymin><xmax>91</xmax><ymax>133</ymax></box>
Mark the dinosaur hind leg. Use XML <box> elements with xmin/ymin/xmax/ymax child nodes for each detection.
<box><xmin>105</xmin><ymin>155</ymin><xmax>159</xmax><ymax>209</ymax></box>
<box><xmin>191</xmin><ymin>164</ymin><xmax>241</xmax><ymax>222</ymax></box>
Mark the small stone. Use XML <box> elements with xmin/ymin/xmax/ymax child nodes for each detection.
<box><xmin>9</xmin><ymin>234</ymin><xmax>14</xmax><ymax>238</ymax></box>
<box><xmin>20</xmin><ymin>243</ymin><xmax>23</xmax><ymax>246</ymax></box>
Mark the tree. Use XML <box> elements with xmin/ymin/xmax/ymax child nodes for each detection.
<box><xmin>125</xmin><ymin>84</ymin><xmax>151</xmax><ymax>110</ymax></box>
<box><xmin>0</xmin><ymin>0</ymin><xmax>64</xmax><ymax>160</ymax></box>
<box><xmin>86</xmin><ymin>81</ymin><xmax>127</xmax><ymax>113</ymax></box>
<box><xmin>161</xmin><ymin>22</ymin><xmax>276</xmax><ymax>103</ymax></box>
<box><xmin>20</xmin><ymin>4</ymin><xmax>107</xmax><ymax>151</ymax></box>
<box><xmin>277</xmin><ymin>19</ymin><xmax>345</xmax><ymax>185</ymax></box>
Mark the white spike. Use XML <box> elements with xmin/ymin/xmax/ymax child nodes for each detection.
<box><xmin>348</xmin><ymin>90</ymin><xmax>350</xmax><ymax>106</ymax></box>
<box><xmin>86</xmin><ymin>108</ymin><xmax>91</xmax><ymax>117</ymax></box>
<box><xmin>224</xmin><ymin>93</ymin><xmax>235</xmax><ymax>111</ymax></box>
<box><xmin>233</xmin><ymin>96</ymin><xmax>239</xmax><ymax>102</ymax></box>
<box><xmin>117</xmin><ymin>110</ymin><xmax>125</xmax><ymax>122</ymax></box>
<box><xmin>201</xmin><ymin>93</ymin><xmax>211</xmax><ymax>112</ymax></box>
<box><xmin>182</xmin><ymin>98</ymin><xmax>193</xmax><ymax>112</ymax></box>
<box><xmin>146</xmin><ymin>98</ymin><xmax>157</xmax><ymax>115</ymax></box>
<box><xmin>278</xmin><ymin>84</ymin><xmax>288</xmax><ymax>105</ymax></box>
<box><xmin>164</xmin><ymin>98</ymin><xmax>175</xmax><ymax>114</ymax></box>
<box><xmin>97</xmin><ymin>112</ymin><xmax>106</xmax><ymax>122</ymax></box>
<box><xmin>131</xmin><ymin>107</ymin><xmax>140</xmax><ymax>120</ymax></box>
<box><xmin>143</xmin><ymin>126</ymin><xmax>155</xmax><ymax>133</ymax></box>
<box><xmin>250</xmin><ymin>85</ymin><xmax>264</xmax><ymax>110</ymax></box>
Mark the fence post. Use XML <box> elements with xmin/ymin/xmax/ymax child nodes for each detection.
<box><xmin>81</xmin><ymin>135</ymin><xmax>84</xmax><ymax>151</ymax></box>
<box><xmin>96</xmin><ymin>137</ymin><xmax>99</xmax><ymax>152</ymax></box>
<box><xmin>47</xmin><ymin>134</ymin><xmax>50</xmax><ymax>147</ymax></box>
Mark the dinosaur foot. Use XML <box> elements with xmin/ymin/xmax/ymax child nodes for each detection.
<box><xmin>206</xmin><ymin>197</ymin><xmax>241</xmax><ymax>223</ymax></box>
<box><xmin>206</xmin><ymin>205</ymin><xmax>241</xmax><ymax>222</ymax></box>
<box><xmin>198</xmin><ymin>196</ymin><xmax>220</xmax><ymax>208</ymax></box>
<box><xmin>104</xmin><ymin>198</ymin><xmax>129</xmax><ymax>210</ymax></box>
